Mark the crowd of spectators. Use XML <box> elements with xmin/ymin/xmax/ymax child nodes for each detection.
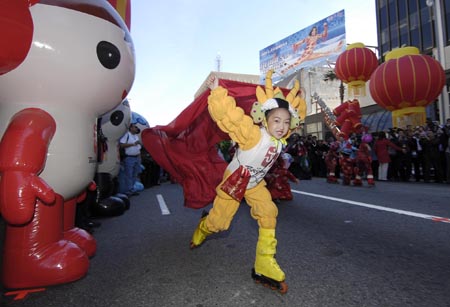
<box><xmin>285</xmin><ymin>118</ymin><xmax>450</xmax><ymax>184</ymax></box>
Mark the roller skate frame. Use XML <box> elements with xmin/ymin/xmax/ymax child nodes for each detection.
<box><xmin>251</xmin><ymin>268</ymin><xmax>288</xmax><ymax>294</ymax></box>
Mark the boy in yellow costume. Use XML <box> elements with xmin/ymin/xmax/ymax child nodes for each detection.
<box><xmin>190</xmin><ymin>70</ymin><xmax>305</xmax><ymax>293</ymax></box>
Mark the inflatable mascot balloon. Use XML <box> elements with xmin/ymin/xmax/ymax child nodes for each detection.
<box><xmin>98</xmin><ymin>99</ymin><xmax>133</xmax><ymax>182</ymax></box>
<box><xmin>0</xmin><ymin>0</ymin><xmax>135</xmax><ymax>289</ymax></box>
<box><xmin>92</xmin><ymin>98</ymin><xmax>133</xmax><ymax>216</ymax></box>
<box><xmin>131</xmin><ymin>111</ymin><xmax>150</xmax><ymax>132</ymax></box>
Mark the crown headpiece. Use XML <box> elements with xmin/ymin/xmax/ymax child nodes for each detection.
<box><xmin>251</xmin><ymin>70</ymin><xmax>304</xmax><ymax>129</ymax></box>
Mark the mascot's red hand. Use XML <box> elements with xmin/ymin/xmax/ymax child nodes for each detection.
<box><xmin>87</xmin><ymin>181</ymin><xmax>97</xmax><ymax>192</ymax></box>
<box><xmin>0</xmin><ymin>108</ymin><xmax>57</xmax><ymax>225</ymax></box>
<box><xmin>76</xmin><ymin>181</ymin><xmax>97</xmax><ymax>203</ymax></box>
<box><xmin>0</xmin><ymin>171</ymin><xmax>55</xmax><ymax>225</ymax></box>
<box><xmin>0</xmin><ymin>0</ymin><xmax>33</xmax><ymax>75</ymax></box>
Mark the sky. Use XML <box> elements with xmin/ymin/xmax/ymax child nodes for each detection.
<box><xmin>127</xmin><ymin>0</ymin><xmax>378</xmax><ymax>127</ymax></box>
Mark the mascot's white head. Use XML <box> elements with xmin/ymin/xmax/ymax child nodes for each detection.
<box><xmin>100</xmin><ymin>99</ymin><xmax>132</xmax><ymax>141</ymax></box>
<box><xmin>130</xmin><ymin>111</ymin><xmax>149</xmax><ymax>138</ymax></box>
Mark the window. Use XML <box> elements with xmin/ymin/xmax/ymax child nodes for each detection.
<box><xmin>389</xmin><ymin>0</ymin><xmax>399</xmax><ymax>47</ymax></box>
<box><xmin>398</xmin><ymin>0</ymin><xmax>410</xmax><ymax>46</ymax></box>
<box><xmin>306</xmin><ymin>122</ymin><xmax>322</xmax><ymax>139</ymax></box>
<box><xmin>419</xmin><ymin>2</ymin><xmax>433</xmax><ymax>50</ymax></box>
<box><xmin>445</xmin><ymin>0</ymin><xmax>450</xmax><ymax>44</ymax></box>
<box><xmin>390</xmin><ymin>23</ymin><xmax>400</xmax><ymax>48</ymax></box>
<box><xmin>410</xmin><ymin>2</ymin><xmax>421</xmax><ymax>48</ymax></box>
<box><xmin>379</xmin><ymin>2</ymin><xmax>390</xmax><ymax>55</ymax></box>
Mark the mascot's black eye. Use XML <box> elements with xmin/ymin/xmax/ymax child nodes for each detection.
<box><xmin>97</xmin><ymin>41</ymin><xmax>120</xmax><ymax>69</ymax></box>
<box><xmin>110</xmin><ymin>111</ymin><xmax>124</xmax><ymax>126</ymax></box>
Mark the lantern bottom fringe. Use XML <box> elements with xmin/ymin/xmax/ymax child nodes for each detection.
<box><xmin>392</xmin><ymin>106</ymin><xmax>426</xmax><ymax>128</ymax></box>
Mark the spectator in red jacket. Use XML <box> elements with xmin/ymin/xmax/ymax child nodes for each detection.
<box><xmin>373</xmin><ymin>131</ymin><xmax>403</xmax><ymax>181</ymax></box>
<box><xmin>265</xmin><ymin>153</ymin><xmax>299</xmax><ymax>201</ymax></box>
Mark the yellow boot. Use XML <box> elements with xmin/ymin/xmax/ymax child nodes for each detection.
<box><xmin>190</xmin><ymin>211</ymin><xmax>212</xmax><ymax>249</ymax></box>
<box><xmin>254</xmin><ymin>228</ymin><xmax>285</xmax><ymax>282</ymax></box>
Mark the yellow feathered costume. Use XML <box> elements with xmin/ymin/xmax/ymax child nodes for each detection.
<box><xmin>190</xmin><ymin>70</ymin><xmax>305</xmax><ymax>293</ymax></box>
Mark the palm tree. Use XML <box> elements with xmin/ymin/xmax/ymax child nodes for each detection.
<box><xmin>323</xmin><ymin>70</ymin><xmax>345</xmax><ymax>104</ymax></box>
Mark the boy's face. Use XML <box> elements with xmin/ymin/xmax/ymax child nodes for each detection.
<box><xmin>266</xmin><ymin>108</ymin><xmax>291</xmax><ymax>140</ymax></box>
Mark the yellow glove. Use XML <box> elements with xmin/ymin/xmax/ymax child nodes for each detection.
<box><xmin>207</xmin><ymin>86</ymin><xmax>236</xmax><ymax>122</ymax></box>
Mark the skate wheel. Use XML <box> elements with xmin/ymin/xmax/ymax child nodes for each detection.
<box><xmin>278</xmin><ymin>281</ymin><xmax>288</xmax><ymax>294</ymax></box>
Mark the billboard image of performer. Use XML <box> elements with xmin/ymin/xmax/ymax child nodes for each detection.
<box><xmin>260</xmin><ymin>10</ymin><xmax>346</xmax><ymax>84</ymax></box>
<box><xmin>280</xmin><ymin>23</ymin><xmax>343</xmax><ymax>74</ymax></box>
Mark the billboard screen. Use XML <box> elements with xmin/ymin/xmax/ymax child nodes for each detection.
<box><xmin>259</xmin><ymin>10</ymin><xmax>346</xmax><ymax>84</ymax></box>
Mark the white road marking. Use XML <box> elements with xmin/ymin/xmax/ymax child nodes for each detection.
<box><xmin>156</xmin><ymin>194</ymin><xmax>170</xmax><ymax>215</ymax></box>
<box><xmin>292</xmin><ymin>189</ymin><xmax>450</xmax><ymax>224</ymax></box>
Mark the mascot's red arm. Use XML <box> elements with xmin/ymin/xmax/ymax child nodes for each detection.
<box><xmin>0</xmin><ymin>108</ymin><xmax>56</xmax><ymax>225</ymax></box>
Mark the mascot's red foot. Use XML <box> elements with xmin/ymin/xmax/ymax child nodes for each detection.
<box><xmin>63</xmin><ymin>197</ymin><xmax>97</xmax><ymax>257</ymax></box>
<box><xmin>2</xmin><ymin>199</ymin><xmax>90</xmax><ymax>289</ymax></box>
<box><xmin>3</xmin><ymin>236</ymin><xmax>89</xmax><ymax>289</ymax></box>
<box><xmin>64</xmin><ymin>228</ymin><xmax>97</xmax><ymax>258</ymax></box>
<box><xmin>353</xmin><ymin>178</ymin><xmax>362</xmax><ymax>186</ymax></box>
<box><xmin>327</xmin><ymin>176</ymin><xmax>338</xmax><ymax>183</ymax></box>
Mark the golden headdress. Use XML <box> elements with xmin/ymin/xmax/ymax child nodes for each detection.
<box><xmin>251</xmin><ymin>70</ymin><xmax>306</xmax><ymax>130</ymax></box>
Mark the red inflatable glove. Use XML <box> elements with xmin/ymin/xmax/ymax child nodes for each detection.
<box><xmin>0</xmin><ymin>108</ymin><xmax>56</xmax><ymax>225</ymax></box>
<box><xmin>76</xmin><ymin>181</ymin><xmax>97</xmax><ymax>203</ymax></box>
<box><xmin>0</xmin><ymin>171</ymin><xmax>55</xmax><ymax>225</ymax></box>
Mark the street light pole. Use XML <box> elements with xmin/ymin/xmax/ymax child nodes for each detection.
<box><xmin>307</xmin><ymin>69</ymin><xmax>316</xmax><ymax>114</ymax></box>
<box><xmin>428</xmin><ymin>0</ymin><xmax>449</xmax><ymax>123</ymax></box>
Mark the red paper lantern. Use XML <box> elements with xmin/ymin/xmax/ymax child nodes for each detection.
<box><xmin>335</xmin><ymin>42</ymin><xmax>378</xmax><ymax>97</ymax></box>
<box><xmin>369</xmin><ymin>46</ymin><xmax>445</xmax><ymax>126</ymax></box>
<box><xmin>369</xmin><ymin>46</ymin><xmax>445</xmax><ymax>110</ymax></box>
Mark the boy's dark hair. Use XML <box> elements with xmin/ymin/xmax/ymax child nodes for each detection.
<box><xmin>129</xmin><ymin>123</ymin><xmax>140</xmax><ymax>133</ymax></box>
<box><xmin>264</xmin><ymin>98</ymin><xmax>291</xmax><ymax>118</ymax></box>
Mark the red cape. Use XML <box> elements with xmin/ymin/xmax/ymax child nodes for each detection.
<box><xmin>141</xmin><ymin>79</ymin><xmax>289</xmax><ymax>209</ymax></box>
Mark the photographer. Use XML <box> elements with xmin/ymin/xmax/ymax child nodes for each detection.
<box><xmin>119</xmin><ymin>123</ymin><xmax>142</xmax><ymax>196</ymax></box>
<box><xmin>409</xmin><ymin>128</ymin><xmax>425</xmax><ymax>182</ymax></box>
<box><xmin>421</xmin><ymin>130</ymin><xmax>443</xmax><ymax>183</ymax></box>
<box><xmin>445</xmin><ymin>118</ymin><xmax>450</xmax><ymax>183</ymax></box>
<box><xmin>387</xmin><ymin>128</ymin><xmax>401</xmax><ymax>181</ymax></box>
